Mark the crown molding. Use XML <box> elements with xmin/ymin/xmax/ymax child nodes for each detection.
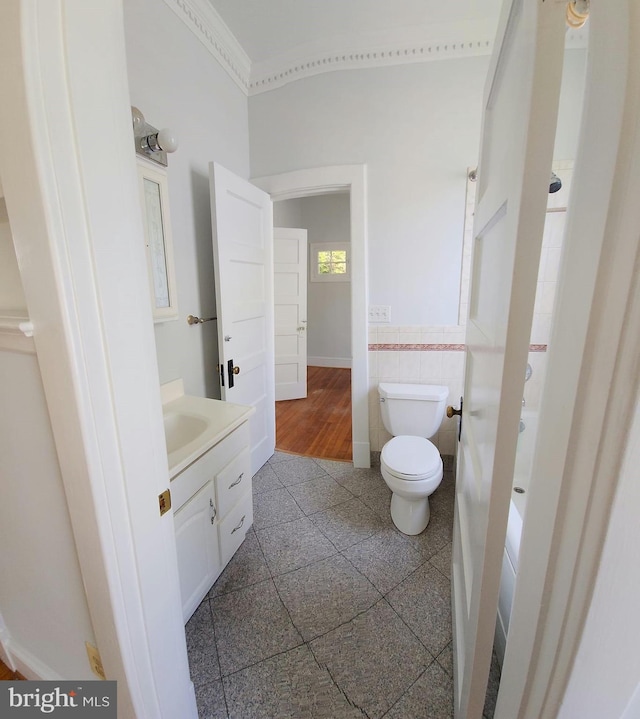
<box><xmin>249</xmin><ymin>24</ymin><xmax>589</xmax><ymax>96</ymax></box>
<box><xmin>161</xmin><ymin>0</ymin><xmax>251</xmax><ymax>94</ymax></box>
<box><xmin>161</xmin><ymin>1</ymin><xmax>589</xmax><ymax>98</ymax></box>
<box><xmin>249</xmin><ymin>36</ymin><xmax>494</xmax><ymax>95</ymax></box>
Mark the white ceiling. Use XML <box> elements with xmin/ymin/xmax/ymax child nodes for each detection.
<box><xmin>168</xmin><ymin>0</ymin><xmax>586</xmax><ymax>95</ymax></box>
<box><xmin>208</xmin><ymin>0</ymin><xmax>504</xmax><ymax>64</ymax></box>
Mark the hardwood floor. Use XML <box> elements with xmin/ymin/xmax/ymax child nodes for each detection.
<box><xmin>0</xmin><ymin>658</ymin><xmax>24</xmax><ymax>680</ymax></box>
<box><xmin>275</xmin><ymin>366</ymin><xmax>352</xmax><ymax>462</ymax></box>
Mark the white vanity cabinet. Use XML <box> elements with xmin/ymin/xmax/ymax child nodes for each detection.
<box><xmin>173</xmin><ymin>480</ymin><xmax>220</xmax><ymax>619</ymax></box>
<box><xmin>171</xmin><ymin>420</ymin><xmax>253</xmax><ymax>623</ymax></box>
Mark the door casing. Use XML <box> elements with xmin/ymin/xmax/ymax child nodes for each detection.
<box><xmin>253</xmin><ymin>166</ymin><xmax>370</xmax><ymax>468</ymax></box>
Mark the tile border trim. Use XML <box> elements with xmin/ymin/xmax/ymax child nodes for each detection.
<box><xmin>369</xmin><ymin>343</ymin><xmax>547</xmax><ymax>352</ymax></box>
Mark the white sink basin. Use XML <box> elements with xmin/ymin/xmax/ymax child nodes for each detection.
<box><xmin>163</xmin><ymin>412</ymin><xmax>208</xmax><ymax>455</ymax></box>
<box><xmin>161</xmin><ymin>387</ymin><xmax>255</xmax><ymax>478</ymax></box>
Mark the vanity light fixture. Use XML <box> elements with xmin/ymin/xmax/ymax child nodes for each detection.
<box><xmin>131</xmin><ymin>106</ymin><xmax>178</xmax><ymax>167</ymax></box>
<box><xmin>566</xmin><ymin>0</ymin><xmax>589</xmax><ymax>29</ymax></box>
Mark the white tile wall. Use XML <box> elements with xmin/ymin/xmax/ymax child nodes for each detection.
<box><xmin>368</xmin><ymin>324</ymin><xmax>465</xmax><ymax>453</ymax></box>
<box><xmin>368</xmin><ymin>163</ymin><xmax>573</xmax><ymax>453</ymax></box>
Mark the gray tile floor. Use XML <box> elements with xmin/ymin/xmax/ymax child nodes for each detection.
<box><xmin>186</xmin><ymin>452</ymin><xmax>494</xmax><ymax>719</ymax></box>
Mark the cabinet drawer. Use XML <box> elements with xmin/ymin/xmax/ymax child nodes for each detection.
<box><xmin>216</xmin><ymin>448</ymin><xmax>251</xmax><ymax>518</ymax></box>
<box><xmin>171</xmin><ymin>421</ymin><xmax>250</xmax><ymax>512</ymax></box>
<box><xmin>218</xmin><ymin>491</ymin><xmax>253</xmax><ymax>566</ymax></box>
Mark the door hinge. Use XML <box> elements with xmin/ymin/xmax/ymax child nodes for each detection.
<box><xmin>158</xmin><ymin>488</ymin><xmax>172</xmax><ymax>516</ymax></box>
<box><xmin>85</xmin><ymin>642</ymin><xmax>106</xmax><ymax>680</ymax></box>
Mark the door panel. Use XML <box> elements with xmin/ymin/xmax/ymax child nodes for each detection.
<box><xmin>452</xmin><ymin>1</ymin><xmax>566</xmax><ymax>717</ymax></box>
<box><xmin>209</xmin><ymin>162</ymin><xmax>275</xmax><ymax>474</ymax></box>
<box><xmin>274</xmin><ymin>227</ymin><xmax>308</xmax><ymax>401</ymax></box>
<box><xmin>173</xmin><ymin>481</ymin><xmax>219</xmax><ymax>623</ymax></box>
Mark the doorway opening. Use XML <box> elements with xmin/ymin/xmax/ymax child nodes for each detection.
<box><xmin>253</xmin><ymin>165</ymin><xmax>369</xmax><ymax>468</ymax></box>
<box><xmin>273</xmin><ymin>192</ymin><xmax>352</xmax><ymax>462</ymax></box>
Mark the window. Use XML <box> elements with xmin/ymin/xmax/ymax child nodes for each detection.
<box><xmin>310</xmin><ymin>243</ymin><xmax>350</xmax><ymax>282</ymax></box>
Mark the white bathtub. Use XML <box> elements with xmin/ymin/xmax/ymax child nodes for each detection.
<box><xmin>495</xmin><ymin>409</ymin><xmax>537</xmax><ymax>666</ymax></box>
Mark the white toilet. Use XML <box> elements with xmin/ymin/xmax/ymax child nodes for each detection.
<box><xmin>378</xmin><ymin>382</ymin><xmax>449</xmax><ymax>535</ymax></box>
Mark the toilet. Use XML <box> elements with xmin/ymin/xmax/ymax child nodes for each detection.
<box><xmin>378</xmin><ymin>382</ymin><xmax>449</xmax><ymax>535</ymax></box>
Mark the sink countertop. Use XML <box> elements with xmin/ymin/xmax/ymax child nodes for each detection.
<box><xmin>164</xmin><ymin>394</ymin><xmax>254</xmax><ymax>478</ymax></box>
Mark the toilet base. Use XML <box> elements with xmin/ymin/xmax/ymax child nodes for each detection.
<box><xmin>390</xmin><ymin>493</ymin><xmax>431</xmax><ymax>535</ymax></box>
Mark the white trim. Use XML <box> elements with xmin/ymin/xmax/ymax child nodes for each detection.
<box><xmin>496</xmin><ymin>3</ymin><xmax>640</xmax><ymax>717</ymax></box>
<box><xmin>0</xmin><ymin>611</ymin><xmax>13</xmax><ymax>671</ymax></box>
<box><xmin>157</xmin><ymin>0</ymin><xmax>588</xmax><ymax>97</ymax></box>
<box><xmin>136</xmin><ymin>158</ymin><xmax>179</xmax><ymax>323</ymax></box>
<box><xmin>253</xmin><ymin>166</ymin><xmax>370</xmax><ymax>468</ymax></box>
<box><xmin>0</xmin><ymin>315</ymin><xmax>35</xmax><ymax>354</ymax></box>
<box><xmin>0</xmin><ymin>2</ymin><xmax>195</xmax><ymax>716</ymax></box>
<box><xmin>161</xmin><ymin>0</ymin><xmax>251</xmax><ymax>94</ymax></box>
<box><xmin>7</xmin><ymin>640</ymin><xmax>63</xmax><ymax>681</ymax></box>
<box><xmin>249</xmin><ymin>35</ymin><xmax>495</xmax><ymax>96</ymax></box>
<box><xmin>308</xmin><ymin>357</ymin><xmax>352</xmax><ymax>369</ymax></box>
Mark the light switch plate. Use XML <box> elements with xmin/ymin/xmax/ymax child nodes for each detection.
<box><xmin>368</xmin><ymin>305</ymin><xmax>391</xmax><ymax>323</ymax></box>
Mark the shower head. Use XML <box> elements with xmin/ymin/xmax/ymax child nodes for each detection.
<box><xmin>549</xmin><ymin>171</ymin><xmax>562</xmax><ymax>194</ymax></box>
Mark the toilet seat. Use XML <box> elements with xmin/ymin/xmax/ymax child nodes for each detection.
<box><xmin>381</xmin><ymin>436</ymin><xmax>442</xmax><ymax>481</ymax></box>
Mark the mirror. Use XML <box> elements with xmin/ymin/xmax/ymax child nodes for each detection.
<box><xmin>136</xmin><ymin>158</ymin><xmax>178</xmax><ymax>322</ymax></box>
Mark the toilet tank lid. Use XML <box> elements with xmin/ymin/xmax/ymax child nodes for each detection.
<box><xmin>378</xmin><ymin>383</ymin><xmax>449</xmax><ymax>402</ymax></box>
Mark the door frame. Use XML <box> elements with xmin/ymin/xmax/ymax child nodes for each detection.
<box><xmin>0</xmin><ymin>2</ymin><xmax>194</xmax><ymax>716</ymax></box>
<box><xmin>253</xmin><ymin>166</ymin><xmax>370</xmax><ymax>468</ymax></box>
<box><xmin>496</xmin><ymin>3</ymin><xmax>640</xmax><ymax>717</ymax></box>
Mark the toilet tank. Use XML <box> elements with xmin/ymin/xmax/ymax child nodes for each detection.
<box><xmin>378</xmin><ymin>383</ymin><xmax>449</xmax><ymax>438</ymax></box>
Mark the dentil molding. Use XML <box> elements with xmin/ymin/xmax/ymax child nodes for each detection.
<box><xmin>249</xmin><ymin>38</ymin><xmax>494</xmax><ymax>95</ymax></box>
<box><xmin>162</xmin><ymin>0</ymin><xmax>589</xmax><ymax>97</ymax></box>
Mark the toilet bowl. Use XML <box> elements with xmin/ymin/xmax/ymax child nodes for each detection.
<box><xmin>378</xmin><ymin>383</ymin><xmax>448</xmax><ymax>535</ymax></box>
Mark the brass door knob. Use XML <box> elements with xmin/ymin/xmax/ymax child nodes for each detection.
<box><xmin>232</xmin><ymin>366</ymin><xmax>240</xmax><ymax>375</ymax></box>
<box><xmin>447</xmin><ymin>397</ymin><xmax>464</xmax><ymax>441</ymax></box>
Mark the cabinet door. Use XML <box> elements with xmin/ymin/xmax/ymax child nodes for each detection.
<box><xmin>173</xmin><ymin>481</ymin><xmax>220</xmax><ymax>623</ymax></box>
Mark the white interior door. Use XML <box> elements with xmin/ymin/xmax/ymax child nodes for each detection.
<box><xmin>452</xmin><ymin>2</ymin><xmax>566</xmax><ymax>717</ymax></box>
<box><xmin>210</xmin><ymin>162</ymin><xmax>275</xmax><ymax>474</ymax></box>
<box><xmin>274</xmin><ymin>227</ymin><xmax>308</xmax><ymax>401</ymax></box>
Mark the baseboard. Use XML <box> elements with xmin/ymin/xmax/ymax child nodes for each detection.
<box><xmin>352</xmin><ymin>441</ymin><xmax>371</xmax><ymax>468</ymax></box>
<box><xmin>0</xmin><ymin>614</ymin><xmax>14</xmax><ymax>671</ymax></box>
<box><xmin>6</xmin><ymin>638</ymin><xmax>63</xmax><ymax>680</ymax></box>
<box><xmin>307</xmin><ymin>357</ymin><xmax>352</xmax><ymax>369</ymax></box>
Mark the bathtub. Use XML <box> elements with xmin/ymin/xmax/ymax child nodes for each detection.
<box><xmin>494</xmin><ymin>409</ymin><xmax>537</xmax><ymax>666</ymax></box>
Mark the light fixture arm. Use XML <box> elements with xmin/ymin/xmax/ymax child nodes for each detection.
<box><xmin>131</xmin><ymin>107</ymin><xmax>178</xmax><ymax>167</ymax></box>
